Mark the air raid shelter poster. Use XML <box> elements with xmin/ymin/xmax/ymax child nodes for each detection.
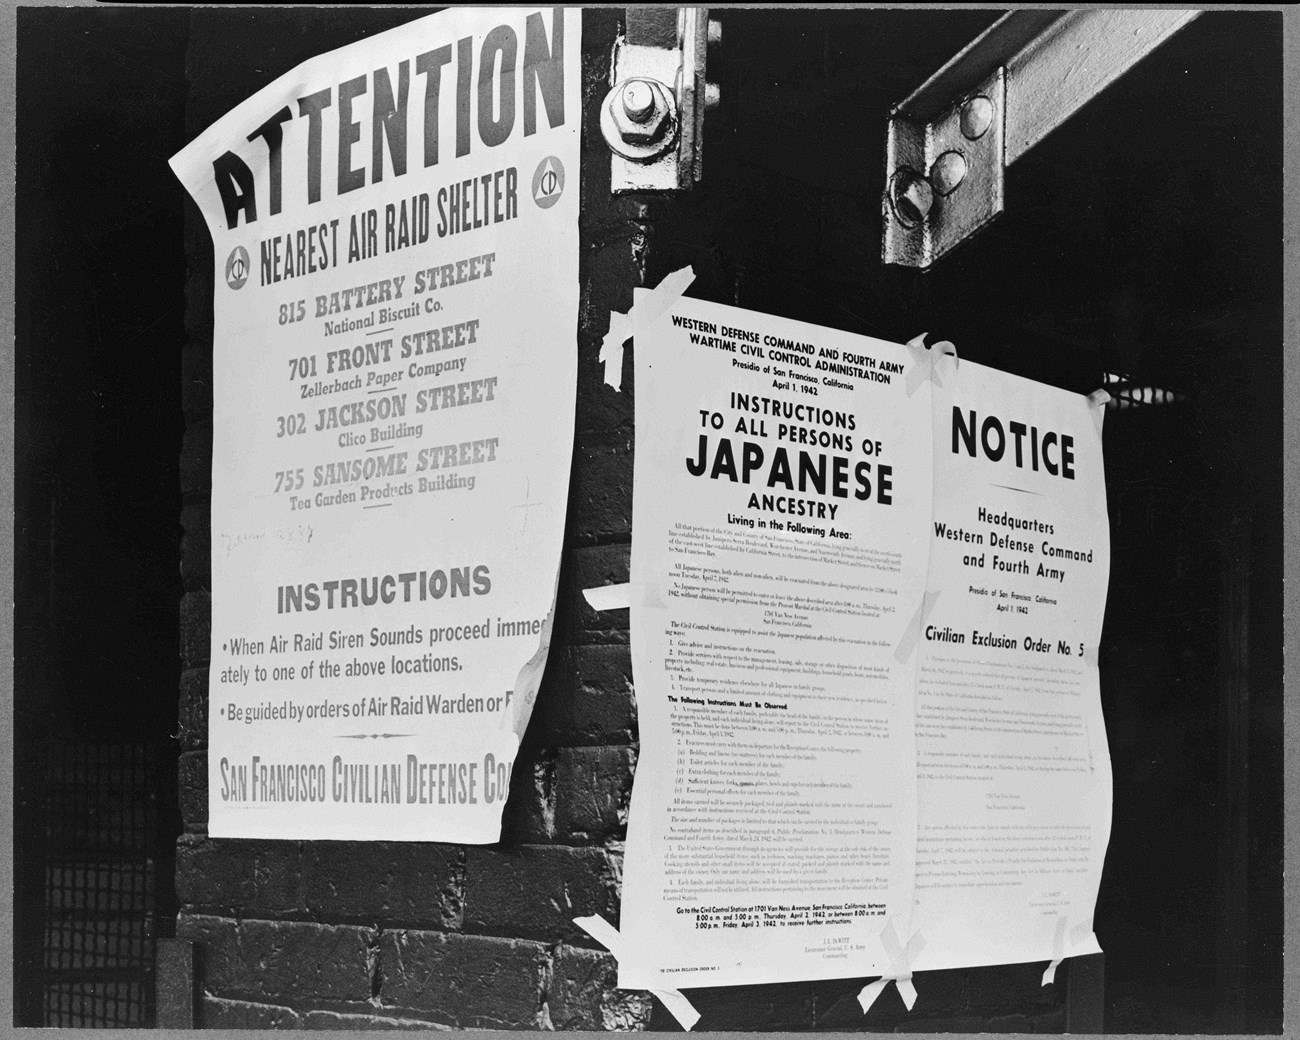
<box><xmin>171</xmin><ymin>7</ymin><xmax>581</xmax><ymax>841</ymax></box>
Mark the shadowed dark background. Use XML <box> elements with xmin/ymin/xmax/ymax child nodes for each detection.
<box><xmin>14</xmin><ymin>8</ymin><xmax>1282</xmax><ymax>1032</ymax></box>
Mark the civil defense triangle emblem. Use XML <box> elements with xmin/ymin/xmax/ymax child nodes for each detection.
<box><xmin>532</xmin><ymin>156</ymin><xmax>565</xmax><ymax>210</ymax></box>
<box><xmin>225</xmin><ymin>246</ymin><xmax>250</xmax><ymax>290</ymax></box>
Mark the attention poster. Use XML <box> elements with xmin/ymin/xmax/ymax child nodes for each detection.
<box><xmin>170</xmin><ymin>7</ymin><xmax>581</xmax><ymax>841</ymax></box>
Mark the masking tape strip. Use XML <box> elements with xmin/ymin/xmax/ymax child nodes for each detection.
<box><xmin>929</xmin><ymin>340</ymin><xmax>959</xmax><ymax>390</ymax></box>
<box><xmin>599</xmin><ymin>311</ymin><xmax>634</xmax><ymax>392</ymax></box>
<box><xmin>1042</xmin><ymin>915</ymin><xmax>1069</xmax><ymax>986</ymax></box>
<box><xmin>639</xmin><ymin>265</ymin><xmax>697</xmax><ymax>327</ymax></box>
<box><xmin>903</xmin><ymin>333</ymin><xmax>930</xmax><ymax>397</ymax></box>
<box><xmin>856</xmin><ymin>977</ymin><xmax>894</xmax><ymax>1014</ymax></box>
<box><xmin>583</xmin><ymin>583</ymin><xmax>631</xmax><ymax>611</ymax></box>
<box><xmin>893</xmin><ymin>590</ymin><xmax>941</xmax><ymax>664</ymax></box>
<box><xmin>857</xmin><ymin>919</ymin><xmax>927</xmax><ymax>1014</ymax></box>
<box><xmin>598</xmin><ymin>267</ymin><xmax>697</xmax><ymax>392</ymax></box>
<box><xmin>1087</xmin><ymin>388</ymin><xmax>1110</xmax><ymax>437</ymax></box>
<box><xmin>903</xmin><ymin>334</ymin><xmax>960</xmax><ymax>397</ymax></box>
<box><xmin>1081</xmin><ymin>644</ymin><xmax>1099</xmax><ymax>668</ymax></box>
<box><xmin>573</xmin><ymin>914</ymin><xmax>701</xmax><ymax>1031</ymax></box>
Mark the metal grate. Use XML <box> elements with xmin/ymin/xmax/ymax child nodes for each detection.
<box><xmin>1102</xmin><ymin>370</ymin><xmax>1187</xmax><ymax>410</ymax></box>
<box><xmin>45</xmin><ymin>981</ymin><xmax>150</xmax><ymax>1029</ymax></box>
<box><xmin>38</xmin><ymin>736</ymin><xmax>165</xmax><ymax>1027</ymax></box>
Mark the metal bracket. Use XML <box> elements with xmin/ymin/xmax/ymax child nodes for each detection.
<box><xmin>883</xmin><ymin>9</ymin><xmax>1201</xmax><ymax>269</ymax></box>
<box><xmin>604</xmin><ymin>7</ymin><xmax>718</xmax><ymax>192</ymax></box>
<box><xmin>883</xmin><ymin>68</ymin><xmax>1005</xmax><ymax>269</ymax></box>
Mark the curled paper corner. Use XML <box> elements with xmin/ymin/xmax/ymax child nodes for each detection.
<box><xmin>904</xmin><ymin>332</ymin><xmax>960</xmax><ymax>397</ymax></box>
<box><xmin>893</xmin><ymin>589</ymin><xmax>941</xmax><ymax>664</ymax></box>
<box><xmin>859</xmin><ymin>919</ymin><xmax>926</xmax><ymax>1014</ymax></box>
<box><xmin>597</xmin><ymin>266</ymin><xmax>697</xmax><ymax>392</ymax></box>
<box><xmin>500</xmin><ymin>574</ymin><xmax>561</xmax><ymax>732</ymax></box>
<box><xmin>584</xmin><ymin>583</ymin><xmax>631</xmax><ymax>612</ymax></box>
<box><xmin>573</xmin><ymin>914</ymin><xmax>701</xmax><ymax>1031</ymax></box>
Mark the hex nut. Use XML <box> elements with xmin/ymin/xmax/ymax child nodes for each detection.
<box><xmin>889</xmin><ymin>168</ymin><xmax>934</xmax><ymax>228</ymax></box>
<box><xmin>600</xmin><ymin>78</ymin><xmax>679</xmax><ymax>161</ymax></box>
<box><xmin>610</xmin><ymin>79</ymin><xmax>671</xmax><ymax>146</ymax></box>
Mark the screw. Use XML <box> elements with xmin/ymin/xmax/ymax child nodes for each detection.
<box><xmin>889</xmin><ymin>168</ymin><xmax>934</xmax><ymax>228</ymax></box>
<box><xmin>622</xmin><ymin>81</ymin><xmax>656</xmax><ymax>124</ymax></box>
<box><xmin>960</xmin><ymin>95</ymin><xmax>994</xmax><ymax>140</ymax></box>
<box><xmin>930</xmin><ymin>151</ymin><xmax>967</xmax><ymax>196</ymax></box>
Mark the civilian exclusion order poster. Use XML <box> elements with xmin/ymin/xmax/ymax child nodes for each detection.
<box><xmin>909</xmin><ymin>360</ymin><xmax>1111</xmax><ymax>972</ymax></box>
<box><xmin>169</xmin><ymin>7</ymin><xmax>581</xmax><ymax>841</ymax></box>
<box><xmin>621</xmin><ymin>294</ymin><xmax>1111</xmax><ymax>986</ymax></box>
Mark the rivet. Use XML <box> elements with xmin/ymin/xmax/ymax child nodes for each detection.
<box><xmin>622</xmin><ymin>81</ymin><xmax>656</xmax><ymax>124</ymax></box>
<box><xmin>930</xmin><ymin>151</ymin><xmax>967</xmax><ymax>196</ymax></box>
<box><xmin>960</xmin><ymin>95</ymin><xmax>994</xmax><ymax>140</ymax></box>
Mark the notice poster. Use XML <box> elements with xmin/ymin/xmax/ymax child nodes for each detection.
<box><xmin>620</xmin><ymin>295</ymin><xmax>933</xmax><ymax>987</ymax></box>
<box><xmin>621</xmin><ymin>295</ymin><xmax>1112</xmax><ymax>988</ymax></box>
<box><xmin>909</xmin><ymin>361</ymin><xmax>1112</xmax><ymax>971</ymax></box>
<box><xmin>170</xmin><ymin>7</ymin><xmax>581</xmax><ymax>841</ymax></box>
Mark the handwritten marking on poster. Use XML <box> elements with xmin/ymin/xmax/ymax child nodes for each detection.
<box><xmin>170</xmin><ymin>7</ymin><xmax>581</xmax><ymax>841</ymax></box>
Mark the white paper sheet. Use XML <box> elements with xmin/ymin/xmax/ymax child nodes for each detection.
<box><xmin>169</xmin><ymin>7</ymin><xmax>581</xmax><ymax>841</ymax></box>
<box><xmin>620</xmin><ymin>295</ymin><xmax>932</xmax><ymax>988</ymax></box>
<box><xmin>619</xmin><ymin>299</ymin><xmax>1113</xmax><ymax>989</ymax></box>
<box><xmin>909</xmin><ymin>359</ymin><xmax>1112</xmax><ymax>970</ymax></box>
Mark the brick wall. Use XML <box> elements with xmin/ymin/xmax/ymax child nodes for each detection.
<box><xmin>175</xmin><ymin>8</ymin><xmax>1072</xmax><ymax>1030</ymax></box>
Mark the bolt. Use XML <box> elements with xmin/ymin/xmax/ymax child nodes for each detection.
<box><xmin>605</xmin><ymin>79</ymin><xmax>675</xmax><ymax>150</ymax></box>
<box><xmin>929</xmin><ymin>151</ymin><xmax>967</xmax><ymax>195</ymax></box>
<box><xmin>960</xmin><ymin>95</ymin><xmax>994</xmax><ymax>140</ymax></box>
<box><xmin>622</xmin><ymin>81</ymin><xmax>656</xmax><ymax>124</ymax></box>
<box><xmin>890</xmin><ymin>168</ymin><xmax>934</xmax><ymax>228</ymax></box>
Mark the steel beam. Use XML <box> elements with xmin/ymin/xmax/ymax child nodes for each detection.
<box><xmin>884</xmin><ymin>9</ymin><xmax>1201</xmax><ymax>268</ymax></box>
